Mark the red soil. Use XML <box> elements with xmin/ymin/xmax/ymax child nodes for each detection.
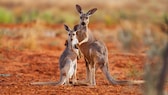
<box><xmin>0</xmin><ymin>23</ymin><xmax>164</xmax><ymax>95</ymax></box>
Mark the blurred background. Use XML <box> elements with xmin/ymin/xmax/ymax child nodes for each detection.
<box><xmin>0</xmin><ymin>0</ymin><xmax>167</xmax><ymax>51</ymax></box>
<box><xmin>0</xmin><ymin>0</ymin><xmax>167</xmax><ymax>95</ymax></box>
<box><xmin>0</xmin><ymin>0</ymin><xmax>167</xmax><ymax>24</ymax></box>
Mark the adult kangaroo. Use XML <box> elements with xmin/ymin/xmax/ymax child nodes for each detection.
<box><xmin>75</xmin><ymin>4</ymin><xmax>144</xmax><ymax>86</ymax></box>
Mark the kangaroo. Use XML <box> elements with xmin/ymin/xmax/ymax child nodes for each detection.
<box><xmin>31</xmin><ymin>24</ymin><xmax>80</xmax><ymax>85</ymax></box>
<box><xmin>75</xmin><ymin>4</ymin><xmax>144</xmax><ymax>85</ymax></box>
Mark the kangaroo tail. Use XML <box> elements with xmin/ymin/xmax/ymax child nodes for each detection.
<box><xmin>30</xmin><ymin>75</ymin><xmax>66</xmax><ymax>86</ymax></box>
<box><xmin>31</xmin><ymin>81</ymin><xmax>61</xmax><ymax>85</ymax></box>
<box><xmin>101</xmin><ymin>65</ymin><xmax>145</xmax><ymax>85</ymax></box>
<box><xmin>127</xmin><ymin>80</ymin><xmax>145</xmax><ymax>84</ymax></box>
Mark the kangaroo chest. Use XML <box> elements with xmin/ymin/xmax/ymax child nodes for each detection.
<box><xmin>77</xmin><ymin>32</ymin><xmax>87</xmax><ymax>42</ymax></box>
<box><xmin>79</xmin><ymin>43</ymin><xmax>91</xmax><ymax>59</ymax></box>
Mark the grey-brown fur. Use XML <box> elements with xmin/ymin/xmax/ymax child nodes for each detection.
<box><xmin>31</xmin><ymin>24</ymin><xmax>80</xmax><ymax>85</ymax></box>
<box><xmin>75</xmin><ymin>4</ymin><xmax>144</xmax><ymax>85</ymax></box>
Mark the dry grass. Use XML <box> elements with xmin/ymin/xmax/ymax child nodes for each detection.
<box><xmin>0</xmin><ymin>0</ymin><xmax>167</xmax><ymax>52</ymax></box>
<box><xmin>0</xmin><ymin>0</ymin><xmax>167</xmax><ymax>25</ymax></box>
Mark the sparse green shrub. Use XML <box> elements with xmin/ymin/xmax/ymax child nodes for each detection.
<box><xmin>118</xmin><ymin>20</ymin><xmax>168</xmax><ymax>95</ymax></box>
<box><xmin>0</xmin><ymin>8</ymin><xmax>15</xmax><ymax>23</ymax></box>
<box><xmin>104</xmin><ymin>14</ymin><xmax>118</xmax><ymax>26</ymax></box>
<box><xmin>20</xmin><ymin>29</ymin><xmax>39</xmax><ymax>50</ymax></box>
<box><xmin>127</xmin><ymin>61</ymin><xmax>141</xmax><ymax>78</ymax></box>
<box><xmin>119</xmin><ymin>11</ymin><xmax>127</xmax><ymax>20</ymax></box>
<box><xmin>39</xmin><ymin>11</ymin><xmax>55</xmax><ymax>24</ymax></box>
<box><xmin>56</xmin><ymin>12</ymin><xmax>77</xmax><ymax>24</ymax></box>
<box><xmin>118</xmin><ymin>28</ymin><xmax>142</xmax><ymax>51</ymax></box>
<box><xmin>38</xmin><ymin>10</ymin><xmax>77</xmax><ymax>24</ymax></box>
<box><xmin>19</xmin><ymin>10</ymin><xmax>39</xmax><ymax>23</ymax></box>
<box><xmin>49</xmin><ymin>41</ymin><xmax>59</xmax><ymax>46</ymax></box>
<box><xmin>118</xmin><ymin>11</ymin><xmax>137</xmax><ymax>21</ymax></box>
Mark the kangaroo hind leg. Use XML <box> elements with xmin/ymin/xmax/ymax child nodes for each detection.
<box><xmin>85</xmin><ymin>58</ymin><xmax>91</xmax><ymax>83</ymax></box>
<box><xmin>72</xmin><ymin>60</ymin><xmax>77</xmax><ymax>85</ymax></box>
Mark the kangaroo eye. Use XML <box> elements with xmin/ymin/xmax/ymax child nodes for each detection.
<box><xmin>86</xmin><ymin>17</ymin><xmax>88</xmax><ymax>19</ymax></box>
<box><xmin>80</xmin><ymin>16</ymin><xmax>82</xmax><ymax>19</ymax></box>
<box><xmin>68</xmin><ymin>34</ymin><xmax>70</xmax><ymax>36</ymax></box>
<box><xmin>72</xmin><ymin>34</ymin><xmax>75</xmax><ymax>36</ymax></box>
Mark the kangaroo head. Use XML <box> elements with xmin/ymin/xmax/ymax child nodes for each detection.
<box><xmin>76</xmin><ymin>4</ymin><xmax>97</xmax><ymax>27</ymax></box>
<box><xmin>64</xmin><ymin>24</ymin><xmax>79</xmax><ymax>47</ymax></box>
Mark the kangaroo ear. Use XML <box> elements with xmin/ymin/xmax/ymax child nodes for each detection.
<box><xmin>74</xmin><ymin>24</ymin><xmax>79</xmax><ymax>31</ymax></box>
<box><xmin>76</xmin><ymin>4</ymin><xmax>82</xmax><ymax>14</ymax></box>
<box><xmin>64</xmin><ymin>24</ymin><xmax>70</xmax><ymax>32</ymax></box>
<box><xmin>87</xmin><ymin>8</ymin><xmax>97</xmax><ymax>16</ymax></box>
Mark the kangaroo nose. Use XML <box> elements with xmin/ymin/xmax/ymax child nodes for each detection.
<box><xmin>81</xmin><ymin>22</ymin><xmax>85</xmax><ymax>26</ymax></box>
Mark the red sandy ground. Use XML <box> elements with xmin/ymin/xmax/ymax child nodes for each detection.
<box><xmin>0</xmin><ymin>23</ymin><xmax>157</xmax><ymax>95</ymax></box>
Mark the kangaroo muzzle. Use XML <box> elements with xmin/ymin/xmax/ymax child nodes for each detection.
<box><xmin>81</xmin><ymin>22</ymin><xmax>86</xmax><ymax>26</ymax></box>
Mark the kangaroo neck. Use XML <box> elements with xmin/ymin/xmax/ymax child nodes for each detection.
<box><xmin>81</xmin><ymin>25</ymin><xmax>88</xmax><ymax>32</ymax></box>
<box><xmin>79</xmin><ymin>25</ymin><xmax>89</xmax><ymax>35</ymax></box>
<box><xmin>67</xmin><ymin>40</ymin><xmax>78</xmax><ymax>56</ymax></box>
<box><xmin>67</xmin><ymin>40</ymin><xmax>77</xmax><ymax>50</ymax></box>
<box><xmin>78</xmin><ymin>25</ymin><xmax>95</xmax><ymax>43</ymax></box>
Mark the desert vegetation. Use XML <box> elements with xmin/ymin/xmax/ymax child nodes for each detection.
<box><xmin>0</xmin><ymin>0</ymin><xmax>167</xmax><ymax>95</ymax></box>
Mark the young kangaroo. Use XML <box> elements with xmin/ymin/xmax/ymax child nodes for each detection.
<box><xmin>75</xmin><ymin>4</ymin><xmax>144</xmax><ymax>85</ymax></box>
<box><xmin>31</xmin><ymin>24</ymin><xmax>80</xmax><ymax>85</ymax></box>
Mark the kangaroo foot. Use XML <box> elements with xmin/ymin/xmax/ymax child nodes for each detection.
<box><xmin>73</xmin><ymin>80</ymin><xmax>90</xmax><ymax>86</ymax></box>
